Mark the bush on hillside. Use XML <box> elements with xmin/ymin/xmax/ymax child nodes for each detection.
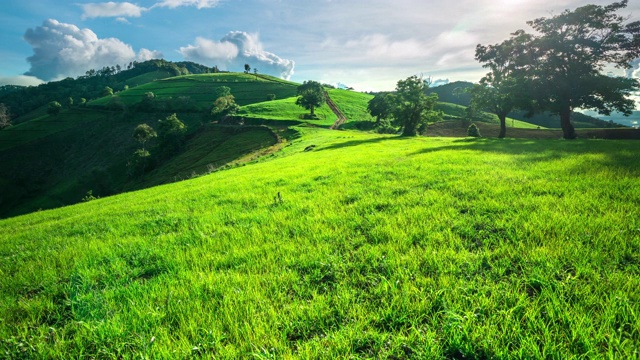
<box><xmin>467</xmin><ymin>123</ymin><xmax>481</xmax><ymax>137</ymax></box>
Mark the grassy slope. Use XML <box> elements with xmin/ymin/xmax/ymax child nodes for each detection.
<box><xmin>0</xmin><ymin>107</ymin><xmax>277</xmax><ymax>218</ymax></box>
<box><xmin>1</xmin><ymin>128</ymin><xmax>638</xmax><ymax>358</ymax></box>
<box><xmin>436</xmin><ymin>102</ymin><xmax>545</xmax><ymax>129</ymax></box>
<box><xmin>90</xmin><ymin>73</ymin><xmax>299</xmax><ymax>109</ymax></box>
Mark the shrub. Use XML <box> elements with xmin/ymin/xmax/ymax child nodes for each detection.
<box><xmin>127</xmin><ymin>149</ymin><xmax>155</xmax><ymax>177</ymax></box>
<box><xmin>467</xmin><ymin>123</ymin><xmax>481</xmax><ymax>137</ymax></box>
<box><xmin>267</xmin><ymin>94</ymin><xmax>276</xmax><ymax>101</ymax></box>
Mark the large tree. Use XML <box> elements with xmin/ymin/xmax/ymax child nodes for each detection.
<box><xmin>295</xmin><ymin>81</ymin><xmax>326</xmax><ymax>118</ymax></box>
<box><xmin>486</xmin><ymin>1</ymin><xmax>640</xmax><ymax>139</ymax></box>
<box><xmin>474</xmin><ymin>31</ymin><xmax>532</xmax><ymax>138</ymax></box>
<box><xmin>392</xmin><ymin>75</ymin><xmax>439</xmax><ymax>136</ymax></box>
<box><xmin>367</xmin><ymin>92</ymin><xmax>396</xmax><ymax>126</ymax></box>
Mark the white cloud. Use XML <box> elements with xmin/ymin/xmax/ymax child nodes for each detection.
<box><xmin>23</xmin><ymin>19</ymin><xmax>163</xmax><ymax>81</ymax></box>
<box><xmin>153</xmin><ymin>0</ymin><xmax>220</xmax><ymax>9</ymax></box>
<box><xmin>80</xmin><ymin>2</ymin><xmax>147</xmax><ymax>19</ymax></box>
<box><xmin>179</xmin><ymin>31</ymin><xmax>295</xmax><ymax>79</ymax></box>
<box><xmin>0</xmin><ymin>75</ymin><xmax>44</xmax><ymax>87</ymax></box>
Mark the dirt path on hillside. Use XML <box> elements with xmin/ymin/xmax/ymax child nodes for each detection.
<box><xmin>326</xmin><ymin>92</ymin><xmax>348</xmax><ymax>129</ymax></box>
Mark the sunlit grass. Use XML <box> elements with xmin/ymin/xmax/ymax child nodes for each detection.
<box><xmin>1</xmin><ymin>130</ymin><xmax>638</xmax><ymax>358</ymax></box>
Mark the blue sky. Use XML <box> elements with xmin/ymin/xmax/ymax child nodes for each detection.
<box><xmin>1</xmin><ymin>0</ymin><xmax>639</xmax><ymax>91</ymax></box>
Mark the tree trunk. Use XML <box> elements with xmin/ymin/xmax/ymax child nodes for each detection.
<box><xmin>559</xmin><ymin>105</ymin><xmax>576</xmax><ymax>139</ymax></box>
<box><xmin>498</xmin><ymin>113</ymin><xmax>507</xmax><ymax>138</ymax></box>
<box><xmin>310</xmin><ymin>105</ymin><xmax>315</xmax><ymax>117</ymax></box>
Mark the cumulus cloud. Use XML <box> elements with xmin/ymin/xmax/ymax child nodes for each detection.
<box><xmin>179</xmin><ymin>31</ymin><xmax>295</xmax><ymax>79</ymax></box>
<box><xmin>80</xmin><ymin>2</ymin><xmax>147</xmax><ymax>19</ymax></box>
<box><xmin>0</xmin><ymin>75</ymin><xmax>44</xmax><ymax>87</ymax></box>
<box><xmin>23</xmin><ymin>19</ymin><xmax>162</xmax><ymax>81</ymax></box>
<box><xmin>154</xmin><ymin>0</ymin><xmax>220</xmax><ymax>9</ymax></box>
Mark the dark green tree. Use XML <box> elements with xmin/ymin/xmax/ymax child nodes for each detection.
<box><xmin>295</xmin><ymin>80</ymin><xmax>326</xmax><ymax>119</ymax></box>
<box><xmin>157</xmin><ymin>113</ymin><xmax>187</xmax><ymax>157</ymax></box>
<box><xmin>392</xmin><ymin>76</ymin><xmax>439</xmax><ymax>136</ymax></box>
<box><xmin>47</xmin><ymin>101</ymin><xmax>62</xmax><ymax>117</ymax></box>
<box><xmin>67</xmin><ymin>97</ymin><xmax>74</xmax><ymax>109</ymax></box>
<box><xmin>367</xmin><ymin>92</ymin><xmax>396</xmax><ymax>125</ymax></box>
<box><xmin>0</xmin><ymin>103</ymin><xmax>10</xmax><ymax>129</ymax></box>
<box><xmin>79</xmin><ymin>98</ymin><xmax>87</xmax><ymax>107</ymax></box>
<box><xmin>244</xmin><ymin>64</ymin><xmax>251</xmax><ymax>73</ymax></box>
<box><xmin>102</xmin><ymin>86</ymin><xmax>114</xmax><ymax>97</ymax></box>
<box><xmin>215</xmin><ymin>86</ymin><xmax>231</xmax><ymax>98</ymax></box>
<box><xmin>133</xmin><ymin>123</ymin><xmax>157</xmax><ymax>152</ymax></box>
<box><xmin>487</xmin><ymin>0</ymin><xmax>640</xmax><ymax>139</ymax></box>
<box><xmin>210</xmin><ymin>94</ymin><xmax>240</xmax><ymax>121</ymax></box>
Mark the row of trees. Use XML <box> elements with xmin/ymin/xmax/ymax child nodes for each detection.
<box><xmin>471</xmin><ymin>0</ymin><xmax>640</xmax><ymax>139</ymax></box>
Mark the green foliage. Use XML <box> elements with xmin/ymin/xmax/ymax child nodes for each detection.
<box><xmin>102</xmin><ymin>86</ymin><xmax>114</xmax><ymax>97</ymax></box>
<box><xmin>133</xmin><ymin>123</ymin><xmax>157</xmax><ymax>151</ymax></box>
<box><xmin>376</xmin><ymin>118</ymin><xmax>398</xmax><ymax>134</ymax></box>
<box><xmin>296</xmin><ymin>80</ymin><xmax>326</xmax><ymax>118</ymax></box>
<box><xmin>215</xmin><ymin>86</ymin><xmax>231</xmax><ymax>98</ymax></box>
<box><xmin>127</xmin><ymin>149</ymin><xmax>154</xmax><ymax>177</ymax></box>
<box><xmin>392</xmin><ymin>75</ymin><xmax>439</xmax><ymax>136</ymax></box>
<box><xmin>66</xmin><ymin>97</ymin><xmax>74</xmax><ymax>108</ymax></box>
<box><xmin>0</xmin><ymin>103</ymin><xmax>10</xmax><ymax>129</ymax></box>
<box><xmin>79</xmin><ymin>98</ymin><xmax>87</xmax><ymax>107</ymax></box>
<box><xmin>367</xmin><ymin>92</ymin><xmax>395</xmax><ymax>125</ymax></box>
<box><xmin>157</xmin><ymin>113</ymin><xmax>187</xmax><ymax>158</ymax></box>
<box><xmin>210</xmin><ymin>95</ymin><xmax>240</xmax><ymax>121</ymax></box>
<box><xmin>467</xmin><ymin>123</ymin><xmax>482</xmax><ymax>137</ymax></box>
<box><xmin>267</xmin><ymin>93</ymin><xmax>276</xmax><ymax>101</ymax></box>
<box><xmin>47</xmin><ymin>101</ymin><xmax>62</xmax><ymax>116</ymax></box>
<box><xmin>481</xmin><ymin>0</ymin><xmax>640</xmax><ymax>139</ymax></box>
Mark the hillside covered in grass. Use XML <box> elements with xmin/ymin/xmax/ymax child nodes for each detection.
<box><xmin>1</xmin><ymin>128</ymin><xmax>638</xmax><ymax>358</ymax></box>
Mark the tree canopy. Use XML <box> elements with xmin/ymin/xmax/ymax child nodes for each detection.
<box><xmin>295</xmin><ymin>81</ymin><xmax>326</xmax><ymax>119</ymax></box>
<box><xmin>478</xmin><ymin>0</ymin><xmax>640</xmax><ymax>139</ymax></box>
<box><xmin>392</xmin><ymin>76</ymin><xmax>439</xmax><ymax>136</ymax></box>
<box><xmin>133</xmin><ymin>123</ymin><xmax>157</xmax><ymax>152</ymax></box>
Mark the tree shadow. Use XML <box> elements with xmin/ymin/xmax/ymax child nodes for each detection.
<box><xmin>410</xmin><ymin>137</ymin><xmax>640</xmax><ymax>174</ymax></box>
<box><xmin>317</xmin><ymin>135</ymin><xmax>406</xmax><ymax>151</ymax></box>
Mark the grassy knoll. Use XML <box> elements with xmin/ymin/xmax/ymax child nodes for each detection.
<box><xmin>238</xmin><ymin>97</ymin><xmax>337</xmax><ymax>126</ymax></box>
<box><xmin>90</xmin><ymin>73</ymin><xmax>299</xmax><ymax>109</ymax></box>
<box><xmin>326</xmin><ymin>89</ymin><xmax>375</xmax><ymax>122</ymax></box>
<box><xmin>1</xmin><ymin>129</ymin><xmax>638</xmax><ymax>358</ymax></box>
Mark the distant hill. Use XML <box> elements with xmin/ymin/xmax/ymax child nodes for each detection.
<box><xmin>428</xmin><ymin>81</ymin><xmax>622</xmax><ymax>129</ymax></box>
<box><xmin>0</xmin><ymin>59</ymin><xmax>218</xmax><ymax>121</ymax></box>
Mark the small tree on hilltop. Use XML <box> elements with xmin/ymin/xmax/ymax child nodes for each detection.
<box><xmin>0</xmin><ymin>103</ymin><xmax>11</xmax><ymax>129</ymax></box>
<box><xmin>244</xmin><ymin>64</ymin><xmax>251</xmax><ymax>74</ymax></box>
<box><xmin>296</xmin><ymin>80</ymin><xmax>326</xmax><ymax>119</ymax></box>
<box><xmin>392</xmin><ymin>75</ymin><xmax>439</xmax><ymax>136</ymax></box>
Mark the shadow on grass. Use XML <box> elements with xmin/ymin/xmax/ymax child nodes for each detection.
<box><xmin>410</xmin><ymin>137</ymin><xmax>640</xmax><ymax>174</ymax></box>
<box><xmin>318</xmin><ymin>135</ymin><xmax>406</xmax><ymax>151</ymax></box>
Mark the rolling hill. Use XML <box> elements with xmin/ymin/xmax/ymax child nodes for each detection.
<box><xmin>1</xmin><ymin>128</ymin><xmax>638</xmax><ymax>358</ymax></box>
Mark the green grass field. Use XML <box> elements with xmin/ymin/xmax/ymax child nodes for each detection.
<box><xmin>1</xmin><ymin>128</ymin><xmax>638</xmax><ymax>358</ymax></box>
<box><xmin>90</xmin><ymin>73</ymin><xmax>300</xmax><ymax>109</ymax></box>
<box><xmin>436</xmin><ymin>102</ymin><xmax>545</xmax><ymax>129</ymax></box>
